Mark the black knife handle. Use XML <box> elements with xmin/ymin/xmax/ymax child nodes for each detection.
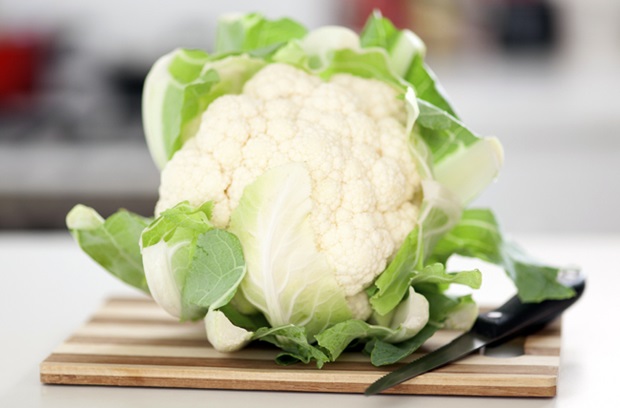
<box><xmin>472</xmin><ymin>268</ymin><xmax>585</xmax><ymax>340</ymax></box>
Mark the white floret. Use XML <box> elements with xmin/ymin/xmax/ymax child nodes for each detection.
<box><xmin>346</xmin><ymin>292</ymin><xmax>373</xmax><ymax>321</ymax></box>
<box><xmin>156</xmin><ymin>63</ymin><xmax>422</xmax><ymax>310</ymax></box>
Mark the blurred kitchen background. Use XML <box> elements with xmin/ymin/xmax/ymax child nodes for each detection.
<box><xmin>0</xmin><ymin>0</ymin><xmax>618</xmax><ymax>233</ymax></box>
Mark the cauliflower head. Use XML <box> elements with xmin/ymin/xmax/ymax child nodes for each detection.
<box><xmin>155</xmin><ymin>63</ymin><xmax>422</xmax><ymax>318</ymax></box>
<box><xmin>67</xmin><ymin>12</ymin><xmax>514</xmax><ymax>366</ymax></box>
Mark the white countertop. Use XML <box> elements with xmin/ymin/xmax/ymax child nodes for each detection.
<box><xmin>1</xmin><ymin>231</ymin><xmax>618</xmax><ymax>407</ymax></box>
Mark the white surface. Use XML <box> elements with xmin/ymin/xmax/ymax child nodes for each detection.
<box><xmin>0</xmin><ymin>232</ymin><xmax>618</xmax><ymax>407</ymax></box>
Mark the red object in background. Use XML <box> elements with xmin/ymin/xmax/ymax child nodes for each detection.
<box><xmin>0</xmin><ymin>33</ymin><xmax>46</xmax><ymax>102</ymax></box>
<box><xmin>347</xmin><ymin>0</ymin><xmax>410</xmax><ymax>30</ymax></box>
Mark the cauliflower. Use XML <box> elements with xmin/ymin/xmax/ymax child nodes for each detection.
<box><xmin>68</xmin><ymin>12</ymin><xmax>524</xmax><ymax>368</ymax></box>
<box><xmin>156</xmin><ymin>63</ymin><xmax>421</xmax><ymax>318</ymax></box>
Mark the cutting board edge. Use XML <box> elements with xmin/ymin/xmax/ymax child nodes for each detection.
<box><xmin>40</xmin><ymin>358</ymin><xmax>558</xmax><ymax>397</ymax></box>
<box><xmin>40</xmin><ymin>370</ymin><xmax>557</xmax><ymax>397</ymax></box>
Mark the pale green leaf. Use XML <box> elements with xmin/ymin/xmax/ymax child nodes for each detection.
<box><xmin>183</xmin><ymin>229</ymin><xmax>246</xmax><ymax>311</ymax></box>
<box><xmin>66</xmin><ymin>205</ymin><xmax>151</xmax><ymax>294</ymax></box>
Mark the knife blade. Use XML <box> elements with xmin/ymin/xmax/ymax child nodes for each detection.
<box><xmin>365</xmin><ymin>268</ymin><xmax>586</xmax><ymax>395</ymax></box>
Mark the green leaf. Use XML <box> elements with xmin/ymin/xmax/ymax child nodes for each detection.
<box><xmin>369</xmin><ymin>227</ymin><xmax>423</xmax><ymax>316</ymax></box>
<box><xmin>142</xmin><ymin>50</ymin><xmax>266</xmax><ymax>169</ymax></box>
<box><xmin>366</xmin><ymin>291</ymin><xmax>475</xmax><ymax>366</ymax></box>
<box><xmin>416</xmin><ymin>100</ymin><xmax>478</xmax><ymax>163</ymax></box>
<box><xmin>410</xmin><ymin>263</ymin><xmax>481</xmax><ymax>289</ymax></box>
<box><xmin>219</xmin><ymin>303</ymin><xmax>269</xmax><ymax>332</ymax></box>
<box><xmin>143</xmin><ymin>49</ymin><xmax>216</xmax><ymax>168</ymax></box>
<box><xmin>359</xmin><ymin>10</ymin><xmax>456</xmax><ymax>116</ymax></box>
<box><xmin>359</xmin><ymin>10</ymin><xmax>399</xmax><ymax>49</ymax></box>
<box><xmin>315</xmin><ymin>320</ymin><xmax>391</xmax><ymax>362</ymax></box>
<box><xmin>253</xmin><ymin>325</ymin><xmax>330</xmax><ymax>368</ymax></box>
<box><xmin>141</xmin><ymin>202</ymin><xmax>213</xmax><ymax>248</ymax></box>
<box><xmin>415</xmin><ymin>103</ymin><xmax>503</xmax><ymax>205</ymax></box>
<box><xmin>271</xmin><ymin>40</ymin><xmax>309</xmax><ymax>68</ymax></box>
<box><xmin>369</xmin><ymin>180</ymin><xmax>464</xmax><ymax>316</ymax></box>
<box><xmin>66</xmin><ymin>205</ymin><xmax>151</xmax><ymax>294</ymax></box>
<box><xmin>431</xmin><ymin>209</ymin><xmax>576</xmax><ymax>302</ymax></box>
<box><xmin>183</xmin><ymin>229</ymin><xmax>246</xmax><ymax>311</ymax></box>
<box><xmin>140</xmin><ymin>202</ymin><xmax>214</xmax><ymax>320</ymax></box>
<box><xmin>404</xmin><ymin>57</ymin><xmax>456</xmax><ymax>116</ymax></box>
<box><xmin>420</xmin><ymin>288</ymin><xmax>478</xmax><ymax>330</ymax></box>
<box><xmin>318</xmin><ymin>287</ymin><xmax>431</xmax><ymax>361</ymax></box>
<box><xmin>430</xmin><ymin>208</ymin><xmax>503</xmax><ymax>264</ymax></box>
<box><xmin>368</xmin><ymin>241</ymin><xmax>480</xmax><ymax>320</ymax></box>
<box><xmin>501</xmin><ymin>244</ymin><xmax>576</xmax><ymax>302</ymax></box>
<box><xmin>366</xmin><ymin>324</ymin><xmax>439</xmax><ymax>366</ymax></box>
<box><xmin>419</xmin><ymin>287</ymin><xmax>463</xmax><ymax>323</ymax></box>
<box><xmin>318</xmin><ymin>48</ymin><xmax>402</xmax><ymax>88</ymax></box>
<box><xmin>215</xmin><ymin>13</ymin><xmax>308</xmax><ymax>57</ymax></box>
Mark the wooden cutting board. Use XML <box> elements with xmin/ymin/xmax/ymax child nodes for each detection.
<box><xmin>40</xmin><ymin>297</ymin><xmax>562</xmax><ymax>396</ymax></box>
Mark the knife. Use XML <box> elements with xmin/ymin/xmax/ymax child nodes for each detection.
<box><xmin>365</xmin><ymin>268</ymin><xmax>586</xmax><ymax>395</ymax></box>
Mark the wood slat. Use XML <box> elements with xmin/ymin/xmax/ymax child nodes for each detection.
<box><xmin>40</xmin><ymin>297</ymin><xmax>563</xmax><ymax>396</ymax></box>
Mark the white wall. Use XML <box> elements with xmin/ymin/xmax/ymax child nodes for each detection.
<box><xmin>431</xmin><ymin>0</ymin><xmax>620</xmax><ymax>233</ymax></box>
<box><xmin>1</xmin><ymin>0</ymin><xmax>340</xmax><ymax>63</ymax></box>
